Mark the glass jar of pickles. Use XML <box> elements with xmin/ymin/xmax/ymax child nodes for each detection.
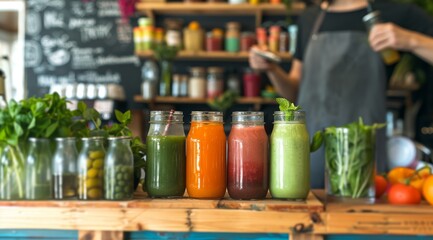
<box><xmin>53</xmin><ymin>137</ymin><xmax>78</xmax><ymax>200</ymax></box>
<box><xmin>77</xmin><ymin>137</ymin><xmax>105</xmax><ymax>200</ymax></box>
<box><xmin>104</xmin><ymin>136</ymin><xmax>134</xmax><ymax>200</ymax></box>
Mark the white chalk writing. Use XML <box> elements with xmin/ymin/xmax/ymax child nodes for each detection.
<box><xmin>71</xmin><ymin>1</ymin><xmax>95</xmax><ymax>17</ymax></box>
<box><xmin>28</xmin><ymin>0</ymin><xmax>65</xmax><ymax>12</ymax></box>
<box><xmin>116</xmin><ymin>19</ymin><xmax>132</xmax><ymax>44</ymax></box>
<box><xmin>37</xmin><ymin>72</ymin><xmax>76</xmax><ymax>86</ymax></box>
<box><xmin>44</xmin><ymin>11</ymin><xmax>65</xmax><ymax>29</ymax></box>
<box><xmin>25</xmin><ymin>40</ymin><xmax>43</xmax><ymax>68</ymax></box>
<box><xmin>77</xmin><ymin>71</ymin><xmax>121</xmax><ymax>84</ymax></box>
<box><xmin>80</xmin><ymin>24</ymin><xmax>113</xmax><ymax>42</ymax></box>
<box><xmin>96</xmin><ymin>55</ymin><xmax>139</xmax><ymax>66</ymax></box>
<box><xmin>97</xmin><ymin>1</ymin><xmax>121</xmax><ymax>17</ymax></box>
<box><xmin>26</xmin><ymin>11</ymin><xmax>41</xmax><ymax>36</ymax></box>
<box><xmin>69</xmin><ymin>18</ymin><xmax>96</xmax><ymax>30</ymax></box>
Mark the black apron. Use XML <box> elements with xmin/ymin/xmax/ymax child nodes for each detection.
<box><xmin>297</xmin><ymin>8</ymin><xmax>387</xmax><ymax>188</ymax></box>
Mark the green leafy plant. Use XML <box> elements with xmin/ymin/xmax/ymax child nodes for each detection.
<box><xmin>276</xmin><ymin>97</ymin><xmax>300</xmax><ymax>120</ymax></box>
<box><xmin>324</xmin><ymin>118</ymin><xmax>384</xmax><ymax>198</ymax></box>
<box><xmin>71</xmin><ymin>101</ymin><xmax>146</xmax><ymax>186</ymax></box>
<box><xmin>207</xmin><ymin>90</ymin><xmax>239</xmax><ymax>112</ymax></box>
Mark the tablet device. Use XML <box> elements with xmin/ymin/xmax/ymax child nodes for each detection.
<box><xmin>252</xmin><ymin>48</ymin><xmax>282</xmax><ymax>63</ymax></box>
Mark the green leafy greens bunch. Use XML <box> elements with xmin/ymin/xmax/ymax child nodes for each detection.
<box><xmin>324</xmin><ymin>118</ymin><xmax>384</xmax><ymax>198</ymax></box>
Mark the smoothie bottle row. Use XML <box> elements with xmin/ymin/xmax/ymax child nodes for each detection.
<box><xmin>145</xmin><ymin>110</ymin><xmax>310</xmax><ymax>200</ymax></box>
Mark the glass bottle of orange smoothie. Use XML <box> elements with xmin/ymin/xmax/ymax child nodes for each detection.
<box><xmin>186</xmin><ymin>111</ymin><xmax>226</xmax><ymax>199</ymax></box>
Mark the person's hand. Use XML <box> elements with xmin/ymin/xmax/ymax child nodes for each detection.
<box><xmin>248</xmin><ymin>46</ymin><xmax>276</xmax><ymax>72</ymax></box>
<box><xmin>369</xmin><ymin>23</ymin><xmax>415</xmax><ymax>52</ymax></box>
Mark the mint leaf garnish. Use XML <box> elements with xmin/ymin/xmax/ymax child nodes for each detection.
<box><xmin>276</xmin><ymin>97</ymin><xmax>301</xmax><ymax>120</ymax></box>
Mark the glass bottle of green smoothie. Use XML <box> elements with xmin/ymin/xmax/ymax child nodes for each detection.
<box><xmin>146</xmin><ymin>111</ymin><xmax>186</xmax><ymax>198</ymax></box>
<box><xmin>270</xmin><ymin>111</ymin><xmax>310</xmax><ymax>200</ymax></box>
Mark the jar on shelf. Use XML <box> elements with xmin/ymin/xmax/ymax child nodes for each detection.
<box><xmin>146</xmin><ymin>111</ymin><xmax>186</xmax><ymax>198</ymax></box>
<box><xmin>225</xmin><ymin>22</ymin><xmax>240</xmax><ymax>53</ymax></box>
<box><xmin>188</xmin><ymin>67</ymin><xmax>206</xmax><ymax>98</ymax></box>
<box><xmin>227</xmin><ymin>71</ymin><xmax>241</xmax><ymax>95</ymax></box>
<box><xmin>52</xmin><ymin>137</ymin><xmax>78</xmax><ymax>200</ymax></box>
<box><xmin>165</xmin><ymin>19</ymin><xmax>183</xmax><ymax>48</ymax></box>
<box><xmin>240</xmin><ymin>32</ymin><xmax>256</xmax><ymax>52</ymax></box>
<box><xmin>154</xmin><ymin>27</ymin><xmax>165</xmax><ymax>45</ymax></box>
<box><xmin>270</xmin><ymin>111</ymin><xmax>310</xmax><ymax>200</ymax></box>
<box><xmin>269</xmin><ymin>26</ymin><xmax>280</xmax><ymax>52</ymax></box>
<box><xmin>104</xmin><ymin>136</ymin><xmax>134</xmax><ymax>200</ymax></box>
<box><xmin>184</xmin><ymin>21</ymin><xmax>204</xmax><ymax>52</ymax></box>
<box><xmin>172</xmin><ymin>74</ymin><xmax>181</xmax><ymax>97</ymax></box>
<box><xmin>206</xmin><ymin>28</ymin><xmax>223</xmax><ymax>52</ymax></box>
<box><xmin>133</xmin><ymin>27</ymin><xmax>144</xmax><ymax>53</ymax></box>
<box><xmin>77</xmin><ymin>137</ymin><xmax>105</xmax><ymax>200</ymax></box>
<box><xmin>25</xmin><ymin>138</ymin><xmax>53</xmax><ymax>200</ymax></box>
<box><xmin>228</xmin><ymin>112</ymin><xmax>269</xmax><ymax>200</ymax></box>
<box><xmin>256</xmin><ymin>27</ymin><xmax>267</xmax><ymax>48</ymax></box>
<box><xmin>207</xmin><ymin>67</ymin><xmax>224</xmax><ymax>98</ymax></box>
<box><xmin>138</xmin><ymin>17</ymin><xmax>154</xmax><ymax>51</ymax></box>
<box><xmin>141</xmin><ymin>60</ymin><xmax>159</xmax><ymax>100</ymax></box>
<box><xmin>0</xmin><ymin>144</ymin><xmax>25</xmax><ymax>200</ymax></box>
<box><xmin>186</xmin><ymin>111</ymin><xmax>226</xmax><ymax>199</ymax></box>
<box><xmin>180</xmin><ymin>74</ymin><xmax>189</xmax><ymax>97</ymax></box>
<box><xmin>243</xmin><ymin>68</ymin><xmax>262</xmax><ymax>97</ymax></box>
<box><xmin>279</xmin><ymin>31</ymin><xmax>289</xmax><ymax>52</ymax></box>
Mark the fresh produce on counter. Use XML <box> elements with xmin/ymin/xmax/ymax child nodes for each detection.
<box><xmin>376</xmin><ymin>166</ymin><xmax>433</xmax><ymax>205</ymax></box>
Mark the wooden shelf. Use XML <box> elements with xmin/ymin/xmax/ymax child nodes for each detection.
<box><xmin>134</xmin><ymin>95</ymin><xmax>276</xmax><ymax>104</ymax></box>
<box><xmin>135</xmin><ymin>2</ymin><xmax>305</xmax><ymax>16</ymax></box>
<box><xmin>0</xmin><ymin>192</ymin><xmax>323</xmax><ymax>235</ymax></box>
<box><xmin>136</xmin><ymin>50</ymin><xmax>292</xmax><ymax>61</ymax></box>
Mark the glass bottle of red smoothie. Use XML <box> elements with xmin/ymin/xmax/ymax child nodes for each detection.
<box><xmin>228</xmin><ymin>111</ymin><xmax>269</xmax><ymax>199</ymax></box>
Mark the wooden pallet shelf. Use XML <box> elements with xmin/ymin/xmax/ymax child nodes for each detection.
<box><xmin>135</xmin><ymin>2</ymin><xmax>305</xmax><ymax>16</ymax></box>
<box><xmin>136</xmin><ymin>50</ymin><xmax>292</xmax><ymax>61</ymax></box>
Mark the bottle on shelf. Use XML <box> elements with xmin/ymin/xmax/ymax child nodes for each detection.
<box><xmin>188</xmin><ymin>67</ymin><xmax>207</xmax><ymax>98</ymax></box>
<box><xmin>184</xmin><ymin>21</ymin><xmax>204</xmax><ymax>52</ymax></box>
<box><xmin>207</xmin><ymin>67</ymin><xmax>224</xmax><ymax>98</ymax></box>
<box><xmin>225</xmin><ymin>22</ymin><xmax>241</xmax><ymax>53</ymax></box>
<box><xmin>141</xmin><ymin>60</ymin><xmax>159</xmax><ymax>99</ymax></box>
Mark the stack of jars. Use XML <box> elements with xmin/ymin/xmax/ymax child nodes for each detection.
<box><xmin>0</xmin><ymin>136</ymin><xmax>135</xmax><ymax>200</ymax></box>
<box><xmin>145</xmin><ymin>110</ymin><xmax>311</xmax><ymax>200</ymax></box>
<box><xmin>256</xmin><ymin>26</ymin><xmax>290</xmax><ymax>53</ymax></box>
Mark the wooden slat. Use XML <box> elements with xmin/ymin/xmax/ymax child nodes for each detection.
<box><xmin>134</xmin><ymin>96</ymin><xmax>277</xmax><ymax>105</ymax></box>
<box><xmin>136</xmin><ymin>50</ymin><xmax>292</xmax><ymax>61</ymax></box>
<box><xmin>325</xmin><ymin>212</ymin><xmax>433</xmax><ymax>235</ymax></box>
<box><xmin>78</xmin><ymin>231</ymin><xmax>123</xmax><ymax>240</ymax></box>
<box><xmin>135</xmin><ymin>3</ymin><xmax>305</xmax><ymax>16</ymax></box>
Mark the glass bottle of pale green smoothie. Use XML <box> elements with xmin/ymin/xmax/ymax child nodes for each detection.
<box><xmin>270</xmin><ymin>111</ymin><xmax>310</xmax><ymax>200</ymax></box>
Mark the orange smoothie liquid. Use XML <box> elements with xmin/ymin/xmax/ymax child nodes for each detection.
<box><xmin>186</xmin><ymin>121</ymin><xmax>226</xmax><ymax>198</ymax></box>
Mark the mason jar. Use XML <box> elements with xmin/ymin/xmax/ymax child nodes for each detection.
<box><xmin>270</xmin><ymin>111</ymin><xmax>310</xmax><ymax>200</ymax></box>
<box><xmin>52</xmin><ymin>137</ymin><xmax>78</xmax><ymax>200</ymax></box>
<box><xmin>228</xmin><ymin>112</ymin><xmax>269</xmax><ymax>200</ymax></box>
<box><xmin>78</xmin><ymin>137</ymin><xmax>105</xmax><ymax>200</ymax></box>
<box><xmin>186</xmin><ymin>111</ymin><xmax>226</xmax><ymax>199</ymax></box>
<box><xmin>25</xmin><ymin>138</ymin><xmax>53</xmax><ymax>200</ymax></box>
<box><xmin>0</xmin><ymin>144</ymin><xmax>26</xmax><ymax>200</ymax></box>
<box><xmin>146</xmin><ymin>111</ymin><xmax>186</xmax><ymax>198</ymax></box>
<box><xmin>104</xmin><ymin>136</ymin><xmax>134</xmax><ymax>200</ymax></box>
<box><xmin>207</xmin><ymin>67</ymin><xmax>224</xmax><ymax>98</ymax></box>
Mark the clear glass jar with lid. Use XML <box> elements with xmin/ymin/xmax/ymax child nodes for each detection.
<box><xmin>146</xmin><ymin>111</ymin><xmax>186</xmax><ymax>198</ymax></box>
<box><xmin>104</xmin><ymin>136</ymin><xmax>134</xmax><ymax>200</ymax></box>
<box><xmin>77</xmin><ymin>137</ymin><xmax>105</xmax><ymax>200</ymax></box>
<box><xmin>228</xmin><ymin>112</ymin><xmax>268</xmax><ymax>200</ymax></box>
<box><xmin>25</xmin><ymin>138</ymin><xmax>53</xmax><ymax>200</ymax></box>
<box><xmin>188</xmin><ymin>67</ymin><xmax>206</xmax><ymax>98</ymax></box>
<box><xmin>186</xmin><ymin>111</ymin><xmax>226</xmax><ymax>199</ymax></box>
<box><xmin>207</xmin><ymin>67</ymin><xmax>224</xmax><ymax>98</ymax></box>
<box><xmin>270</xmin><ymin>111</ymin><xmax>310</xmax><ymax>200</ymax></box>
<box><xmin>52</xmin><ymin>137</ymin><xmax>78</xmax><ymax>200</ymax></box>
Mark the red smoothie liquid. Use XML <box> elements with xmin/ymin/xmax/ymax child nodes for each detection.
<box><xmin>228</xmin><ymin>125</ymin><xmax>269</xmax><ymax>199</ymax></box>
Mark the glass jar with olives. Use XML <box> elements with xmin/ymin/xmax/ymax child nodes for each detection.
<box><xmin>104</xmin><ymin>136</ymin><xmax>134</xmax><ymax>200</ymax></box>
<box><xmin>77</xmin><ymin>137</ymin><xmax>105</xmax><ymax>200</ymax></box>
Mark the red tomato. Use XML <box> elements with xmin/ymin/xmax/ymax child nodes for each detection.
<box><xmin>388</xmin><ymin>183</ymin><xmax>421</xmax><ymax>205</ymax></box>
<box><xmin>375</xmin><ymin>175</ymin><xmax>388</xmax><ymax>198</ymax></box>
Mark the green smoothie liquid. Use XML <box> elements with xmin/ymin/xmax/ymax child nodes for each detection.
<box><xmin>146</xmin><ymin>135</ymin><xmax>186</xmax><ymax>197</ymax></box>
<box><xmin>270</xmin><ymin>122</ymin><xmax>310</xmax><ymax>199</ymax></box>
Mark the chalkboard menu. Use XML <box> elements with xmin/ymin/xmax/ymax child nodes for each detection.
<box><xmin>24</xmin><ymin>0</ymin><xmax>140</xmax><ymax>104</ymax></box>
